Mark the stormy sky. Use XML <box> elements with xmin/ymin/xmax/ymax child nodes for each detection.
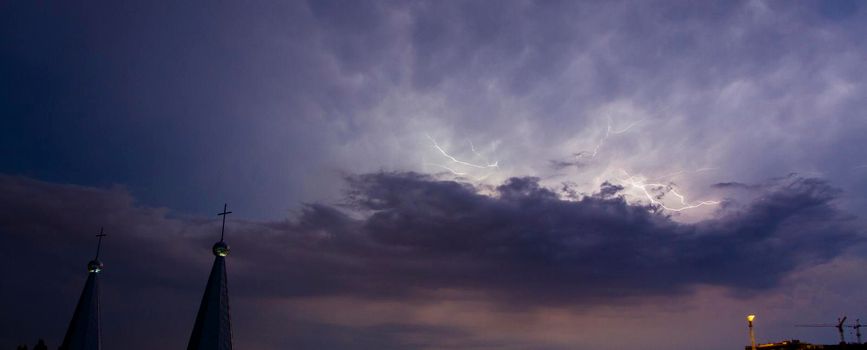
<box><xmin>1</xmin><ymin>1</ymin><xmax>866</xmax><ymax>349</ymax></box>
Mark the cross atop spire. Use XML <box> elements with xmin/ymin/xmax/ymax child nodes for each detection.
<box><xmin>217</xmin><ymin>204</ymin><xmax>232</xmax><ymax>242</ymax></box>
<box><xmin>94</xmin><ymin>227</ymin><xmax>107</xmax><ymax>260</ymax></box>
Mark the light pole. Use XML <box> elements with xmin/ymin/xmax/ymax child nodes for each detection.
<box><xmin>747</xmin><ymin>314</ymin><xmax>757</xmax><ymax>350</ymax></box>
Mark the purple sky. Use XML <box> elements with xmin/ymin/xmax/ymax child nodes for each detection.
<box><xmin>2</xmin><ymin>1</ymin><xmax>867</xmax><ymax>349</ymax></box>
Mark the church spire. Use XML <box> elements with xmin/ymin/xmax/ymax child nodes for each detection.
<box><xmin>187</xmin><ymin>204</ymin><xmax>234</xmax><ymax>350</ymax></box>
<box><xmin>59</xmin><ymin>228</ymin><xmax>106</xmax><ymax>350</ymax></box>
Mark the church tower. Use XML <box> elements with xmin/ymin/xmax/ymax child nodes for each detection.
<box><xmin>187</xmin><ymin>204</ymin><xmax>234</xmax><ymax>350</ymax></box>
<box><xmin>59</xmin><ymin>228</ymin><xmax>107</xmax><ymax>350</ymax></box>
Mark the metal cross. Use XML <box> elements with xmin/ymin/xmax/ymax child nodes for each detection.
<box><xmin>217</xmin><ymin>203</ymin><xmax>232</xmax><ymax>242</ymax></box>
<box><xmin>94</xmin><ymin>227</ymin><xmax>107</xmax><ymax>259</ymax></box>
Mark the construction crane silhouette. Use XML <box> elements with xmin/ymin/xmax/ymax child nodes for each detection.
<box><xmin>848</xmin><ymin>319</ymin><xmax>863</xmax><ymax>344</ymax></box>
<box><xmin>796</xmin><ymin>316</ymin><xmax>848</xmax><ymax>344</ymax></box>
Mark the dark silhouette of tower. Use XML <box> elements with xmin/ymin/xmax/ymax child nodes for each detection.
<box><xmin>59</xmin><ymin>228</ymin><xmax>107</xmax><ymax>350</ymax></box>
<box><xmin>187</xmin><ymin>204</ymin><xmax>234</xmax><ymax>350</ymax></box>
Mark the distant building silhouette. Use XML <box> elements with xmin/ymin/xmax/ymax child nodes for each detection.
<box><xmin>746</xmin><ymin>339</ymin><xmax>867</xmax><ymax>349</ymax></box>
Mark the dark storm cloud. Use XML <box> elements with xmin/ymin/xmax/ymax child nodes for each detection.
<box><xmin>287</xmin><ymin>172</ymin><xmax>856</xmax><ymax>301</ymax></box>
<box><xmin>1</xmin><ymin>172</ymin><xmax>861</xmax><ymax>347</ymax></box>
<box><xmin>596</xmin><ymin>181</ymin><xmax>625</xmax><ymax>199</ymax></box>
<box><xmin>549</xmin><ymin>157</ymin><xmax>589</xmax><ymax>171</ymax></box>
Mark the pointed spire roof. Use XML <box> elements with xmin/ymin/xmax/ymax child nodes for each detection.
<box><xmin>59</xmin><ymin>228</ymin><xmax>106</xmax><ymax>350</ymax></box>
<box><xmin>187</xmin><ymin>204</ymin><xmax>233</xmax><ymax>350</ymax></box>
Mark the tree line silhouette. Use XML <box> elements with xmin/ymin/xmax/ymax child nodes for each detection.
<box><xmin>14</xmin><ymin>339</ymin><xmax>47</xmax><ymax>350</ymax></box>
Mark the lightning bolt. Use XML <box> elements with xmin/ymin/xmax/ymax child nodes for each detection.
<box><xmin>620</xmin><ymin>170</ymin><xmax>721</xmax><ymax>212</ymax></box>
<box><xmin>427</xmin><ymin>135</ymin><xmax>499</xmax><ymax>169</ymax></box>
<box><xmin>425</xmin><ymin>135</ymin><xmax>499</xmax><ymax>181</ymax></box>
<box><xmin>424</xmin><ymin>114</ymin><xmax>717</xmax><ymax>214</ymax></box>
<box><xmin>570</xmin><ymin>114</ymin><xmax>718</xmax><ymax>213</ymax></box>
<box><xmin>576</xmin><ymin>116</ymin><xmax>642</xmax><ymax>159</ymax></box>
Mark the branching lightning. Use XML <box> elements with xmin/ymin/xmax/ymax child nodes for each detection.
<box><xmin>620</xmin><ymin>170</ymin><xmax>721</xmax><ymax>212</ymax></box>
<box><xmin>568</xmin><ymin>115</ymin><xmax>719</xmax><ymax>213</ymax></box>
<box><xmin>423</xmin><ymin>113</ymin><xmax>719</xmax><ymax>214</ymax></box>
<box><xmin>427</xmin><ymin>135</ymin><xmax>499</xmax><ymax>169</ymax></box>
<box><xmin>576</xmin><ymin>116</ymin><xmax>642</xmax><ymax>159</ymax></box>
<box><xmin>425</xmin><ymin>134</ymin><xmax>498</xmax><ymax>181</ymax></box>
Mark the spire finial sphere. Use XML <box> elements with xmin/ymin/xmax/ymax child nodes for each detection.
<box><xmin>88</xmin><ymin>259</ymin><xmax>103</xmax><ymax>273</ymax></box>
<box><xmin>213</xmin><ymin>241</ymin><xmax>230</xmax><ymax>257</ymax></box>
